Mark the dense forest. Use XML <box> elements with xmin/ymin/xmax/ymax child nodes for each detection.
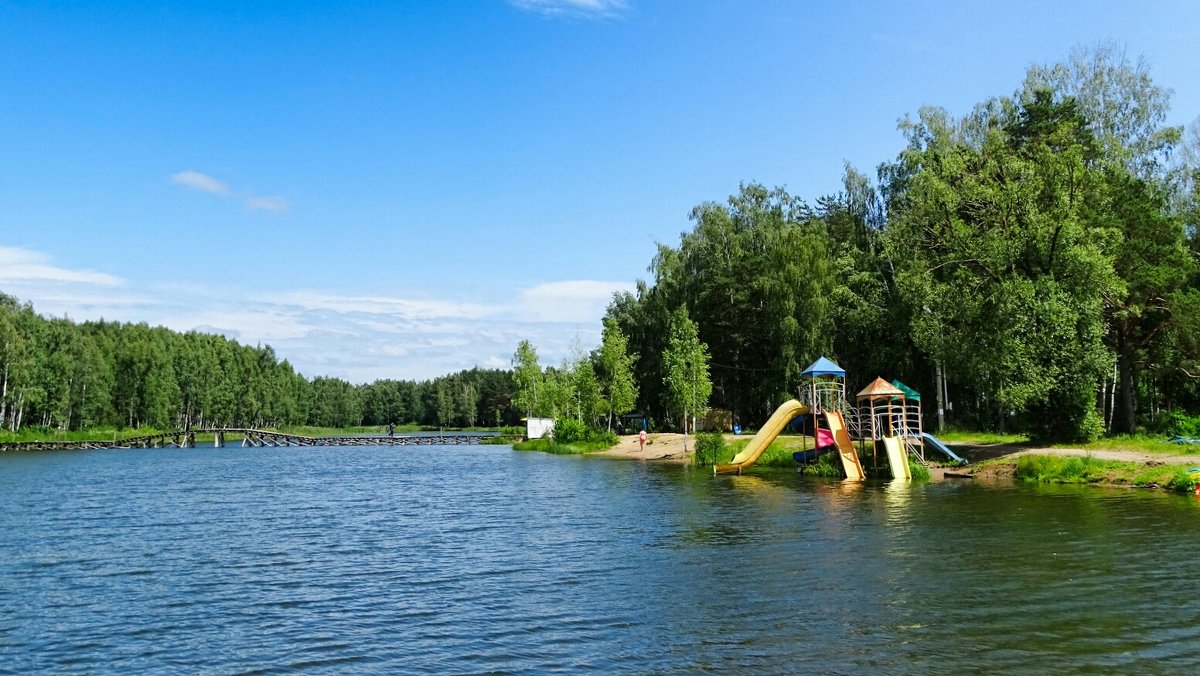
<box><xmin>0</xmin><ymin>292</ymin><xmax>518</xmax><ymax>432</ymax></box>
<box><xmin>601</xmin><ymin>45</ymin><xmax>1200</xmax><ymax>441</ymax></box>
<box><xmin>3</xmin><ymin>45</ymin><xmax>1198</xmax><ymax>442</ymax></box>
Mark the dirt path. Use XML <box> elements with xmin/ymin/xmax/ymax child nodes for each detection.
<box><xmin>947</xmin><ymin>442</ymin><xmax>1200</xmax><ymax>467</ymax></box>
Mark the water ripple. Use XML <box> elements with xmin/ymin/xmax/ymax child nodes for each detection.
<box><xmin>4</xmin><ymin>447</ymin><xmax>1200</xmax><ymax>672</ymax></box>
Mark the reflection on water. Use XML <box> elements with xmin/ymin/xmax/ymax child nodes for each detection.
<box><xmin>2</xmin><ymin>446</ymin><xmax>1200</xmax><ymax>672</ymax></box>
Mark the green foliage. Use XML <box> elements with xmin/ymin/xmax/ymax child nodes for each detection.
<box><xmin>511</xmin><ymin>340</ymin><xmax>543</xmax><ymax>418</ymax></box>
<box><xmin>909</xmin><ymin>460</ymin><xmax>932</xmax><ymax>481</ymax></box>
<box><xmin>0</xmin><ymin>289</ymin><xmax>524</xmax><ymax>435</ymax></box>
<box><xmin>693</xmin><ymin>431</ymin><xmax>726</xmax><ymax>466</ymax></box>
<box><xmin>661</xmin><ymin>307</ymin><xmax>713</xmax><ymax>434</ymax></box>
<box><xmin>512</xmin><ymin>435</ymin><xmax>615</xmax><ymax>455</ymax></box>
<box><xmin>597</xmin><ymin>319</ymin><xmax>638</xmax><ymax>430</ymax></box>
<box><xmin>1162</xmin><ymin>410</ymin><xmax>1200</xmax><ymax>438</ymax></box>
<box><xmin>570</xmin><ymin>359</ymin><xmax>602</xmax><ymax>424</ymax></box>
<box><xmin>1167</xmin><ymin>470</ymin><xmax>1200</xmax><ymax>493</ymax></box>
<box><xmin>1014</xmin><ymin>454</ymin><xmax>1116</xmax><ymax>484</ymax></box>
<box><xmin>553</xmin><ymin>418</ymin><xmax>587</xmax><ymax>444</ymax></box>
<box><xmin>798</xmin><ymin>452</ymin><xmax>843</xmax><ymax>478</ymax></box>
<box><xmin>587</xmin><ymin>428</ymin><xmax>618</xmax><ymax>446</ymax></box>
<box><xmin>886</xmin><ymin>91</ymin><xmax>1118</xmax><ymax>442</ymax></box>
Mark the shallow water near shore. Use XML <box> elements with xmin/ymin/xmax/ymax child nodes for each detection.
<box><xmin>3</xmin><ymin>444</ymin><xmax>1200</xmax><ymax>672</ymax></box>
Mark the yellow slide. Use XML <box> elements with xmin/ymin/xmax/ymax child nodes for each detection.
<box><xmin>881</xmin><ymin>435</ymin><xmax>911</xmax><ymax>480</ymax></box>
<box><xmin>714</xmin><ymin>400</ymin><xmax>809</xmax><ymax>475</ymax></box>
<box><xmin>824</xmin><ymin>410</ymin><xmax>865</xmax><ymax>481</ymax></box>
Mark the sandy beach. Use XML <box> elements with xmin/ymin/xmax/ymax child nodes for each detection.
<box><xmin>591</xmin><ymin>433</ymin><xmax>1200</xmax><ymax>479</ymax></box>
<box><xmin>592</xmin><ymin>433</ymin><xmax>699</xmax><ymax>463</ymax></box>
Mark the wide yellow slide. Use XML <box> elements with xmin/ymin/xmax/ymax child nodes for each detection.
<box><xmin>824</xmin><ymin>410</ymin><xmax>865</xmax><ymax>481</ymax></box>
<box><xmin>881</xmin><ymin>435</ymin><xmax>911</xmax><ymax>480</ymax></box>
<box><xmin>714</xmin><ymin>400</ymin><xmax>809</xmax><ymax>475</ymax></box>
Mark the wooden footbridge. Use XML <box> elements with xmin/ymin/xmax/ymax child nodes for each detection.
<box><xmin>0</xmin><ymin>429</ymin><xmax>496</xmax><ymax>452</ymax></box>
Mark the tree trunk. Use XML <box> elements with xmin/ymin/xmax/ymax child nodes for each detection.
<box><xmin>13</xmin><ymin>390</ymin><xmax>24</xmax><ymax>431</ymax></box>
<box><xmin>934</xmin><ymin>362</ymin><xmax>945</xmax><ymax>432</ymax></box>
<box><xmin>0</xmin><ymin>361</ymin><xmax>8</xmax><ymax>429</ymax></box>
<box><xmin>1116</xmin><ymin>330</ymin><xmax>1136</xmax><ymax>434</ymax></box>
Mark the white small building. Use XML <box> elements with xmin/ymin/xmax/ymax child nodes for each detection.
<box><xmin>525</xmin><ymin>417</ymin><xmax>556</xmax><ymax>440</ymax></box>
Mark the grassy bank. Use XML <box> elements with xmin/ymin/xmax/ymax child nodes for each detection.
<box><xmin>936</xmin><ymin>430</ymin><xmax>1029</xmax><ymax>446</ymax></box>
<box><xmin>511</xmin><ymin>438</ymin><xmax>615</xmax><ymax>455</ymax></box>
<box><xmin>977</xmin><ymin>454</ymin><xmax>1199</xmax><ymax>492</ymax></box>
<box><xmin>1048</xmin><ymin>435</ymin><xmax>1195</xmax><ymax>455</ymax></box>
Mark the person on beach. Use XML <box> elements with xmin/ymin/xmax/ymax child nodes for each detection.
<box><xmin>387</xmin><ymin>422</ymin><xmax>394</xmax><ymax>437</ymax></box>
<box><xmin>638</xmin><ymin>429</ymin><xmax>647</xmax><ymax>452</ymax></box>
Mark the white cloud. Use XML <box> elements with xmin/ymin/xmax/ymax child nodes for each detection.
<box><xmin>244</xmin><ymin>195</ymin><xmax>290</xmax><ymax>213</ymax></box>
<box><xmin>171</xmin><ymin>170</ymin><xmax>289</xmax><ymax>215</ymax></box>
<box><xmin>1</xmin><ymin>244</ymin><xmax>632</xmax><ymax>382</ymax></box>
<box><xmin>517</xmin><ymin>279</ymin><xmax>634</xmax><ymax>322</ymax></box>
<box><xmin>159</xmin><ymin>309</ymin><xmax>313</xmax><ymax>342</ymax></box>
<box><xmin>0</xmin><ymin>247</ymin><xmax>123</xmax><ymax>286</ymax></box>
<box><xmin>271</xmin><ymin>290</ymin><xmax>496</xmax><ymax>320</ymax></box>
<box><xmin>171</xmin><ymin>170</ymin><xmax>230</xmax><ymax>195</ymax></box>
<box><xmin>509</xmin><ymin>0</ymin><xmax>628</xmax><ymax>19</ymax></box>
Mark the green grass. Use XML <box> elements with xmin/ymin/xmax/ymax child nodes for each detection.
<box><xmin>1047</xmin><ymin>434</ymin><xmax>1190</xmax><ymax>455</ymax></box>
<box><xmin>1012</xmin><ymin>453</ymin><xmax>1196</xmax><ymax>490</ymax></box>
<box><xmin>935</xmin><ymin>429</ymin><xmax>1029</xmax><ymax>446</ymax></box>
<box><xmin>1015</xmin><ymin>454</ymin><xmax>1120</xmax><ymax>483</ymax></box>
<box><xmin>722</xmin><ymin>434</ymin><xmax>815</xmax><ymax>468</ymax></box>
<box><xmin>798</xmin><ymin>452</ymin><xmax>844</xmax><ymax>477</ymax></box>
<box><xmin>511</xmin><ymin>438</ymin><xmax>615</xmax><ymax>455</ymax></box>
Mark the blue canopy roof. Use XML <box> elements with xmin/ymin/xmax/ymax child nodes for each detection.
<box><xmin>801</xmin><ymin>356</ymin><xmax>845</xmax><ymax>378</ymax></box>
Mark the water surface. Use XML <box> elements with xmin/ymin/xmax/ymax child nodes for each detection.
<box><xmin>2</xmin><ymin>444</ymin><xmax>1199</xmax><ymax>673</ymax></box>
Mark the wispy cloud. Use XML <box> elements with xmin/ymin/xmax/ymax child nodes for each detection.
<box><xmin>508</xmin><ymin>0</ymin><xmax>628</xmax><ymax>19</ymax></box>
<box><xmin>518</xmin><ymin>279</ymin><xmax>634</xmax><ymax>322</ymax></box>
<box><xmin>171</xmin><ymin>170</ymin><xmax>289</xmax><ymax>215</ymax></box>
<box><xmin>171</xmin><ymin>170</ymin><xmax>231</xmax><ymax>195</ymax></box>
<box><xmin>271</xmin><ymin>291</ymin><xmax>496</xmax><ymax>320</ymax></box>
<box><xmin>1</xmin><ymin>246</ymin><xmax>630</xmax><ymax>381</ymax></box>
<box><xmin>244</xmin><ymin>195</ymin><xmax>290</xmax><ymax>213</ymax></box>
<box><xmin>0</xmin><ymin>247</ymin><xmax>123</xmax><ymax>286</ymax></box>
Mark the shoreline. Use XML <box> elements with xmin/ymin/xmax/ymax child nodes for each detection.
<box><xmin>591</xmin><ymin>433</ymin><xmax>1200</xmax><ymax>491</ymax></box>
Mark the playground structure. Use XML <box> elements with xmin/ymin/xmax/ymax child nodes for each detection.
<box><xmin>890</xmin><ymin>380</ymin><xmax>925</xmax><ymax>462</ymax></box>
<box><xmin>715</xmin><ymin>356</ymin><xmax>965</xmax><ymax>477</ymax></box>
<box><xmin>855</xmin><ymin>378</ymin><xmax>912</xmax><ymax>480</ymax></box>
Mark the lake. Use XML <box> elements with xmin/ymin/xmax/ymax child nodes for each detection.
<box><xmin>3</xmin><ymin>444</ymin><xmax>1199</xmax><ymax>673</ymax></box>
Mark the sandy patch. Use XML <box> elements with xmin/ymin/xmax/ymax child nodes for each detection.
<box><xmin>592</xmin><ymin>433</ymin><xmax>694</xmax><ymax>463</ymax></box>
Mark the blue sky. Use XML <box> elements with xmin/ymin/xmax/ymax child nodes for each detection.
<box><xmin>2</xmin><ymin>0</ymin><xmax>1198</xmax><ymax>382</ymax></box>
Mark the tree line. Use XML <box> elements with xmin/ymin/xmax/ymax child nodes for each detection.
<box><xmin>600</xmin><ymin>44</ymin><xmax>1200</xmax><ymax>441</ymax></box>
<box><xmin>0</xmin><ymin>292</ymin><xmax>520</xmax><ymax>432</ymax></box>
<box><xmin>5</xmin><ymin>44</ymin><xmax>1197</xmax><ymax>443</ymax></box>
<box><xmin>507</xmin><ymin>312</ymin><xmax>713</xmax><ymax>436</ymax></box>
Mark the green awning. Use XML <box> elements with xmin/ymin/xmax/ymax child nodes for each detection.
<box><xmin>891</xmin><ymin>379</ymin><xmax>921</xmax><ymax>402</ymax></box>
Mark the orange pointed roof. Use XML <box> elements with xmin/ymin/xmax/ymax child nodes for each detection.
<box><xmin>855</xmin><ymin>377</ymin><xmax>906</xmax><ymax>401</ymax></box>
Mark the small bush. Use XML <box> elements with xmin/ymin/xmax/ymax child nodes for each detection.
<box><xmin>694</xmin><ymin>432</ymin><xmax>726</xmax><ymax>466</ymax></box>
<box><xmin>587</xmin><ymin>428</ymin><xmax>618</xmax><ymax>445</ymax></box>
<box><xmin>800</xmin><ymin>452</ymin><xmax>843</xmax><ymax>478</ymax></box>
<box><xmin>1162</xmin><ymin>410</ymin><xmax>1200</xmax><ymax>438</ymax></box>
<box><xmin>1168</xmin><ymin>470</ymin><xmax>1200</xmax><ymax>493</ymax></box>
<box><xmin>909</xmin><ymin>460</ymin><xmax>931</xmax><ymax>481</ymax></box>
<box><xmin>553</xmin><ymin>419</ymin><xmax>587</xmax><ymax>444</ymax></box>
<box><xmin>1015</xmin><ymin>454</ymin><xmax>1113</xmax><ymax>484</ymax></box>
